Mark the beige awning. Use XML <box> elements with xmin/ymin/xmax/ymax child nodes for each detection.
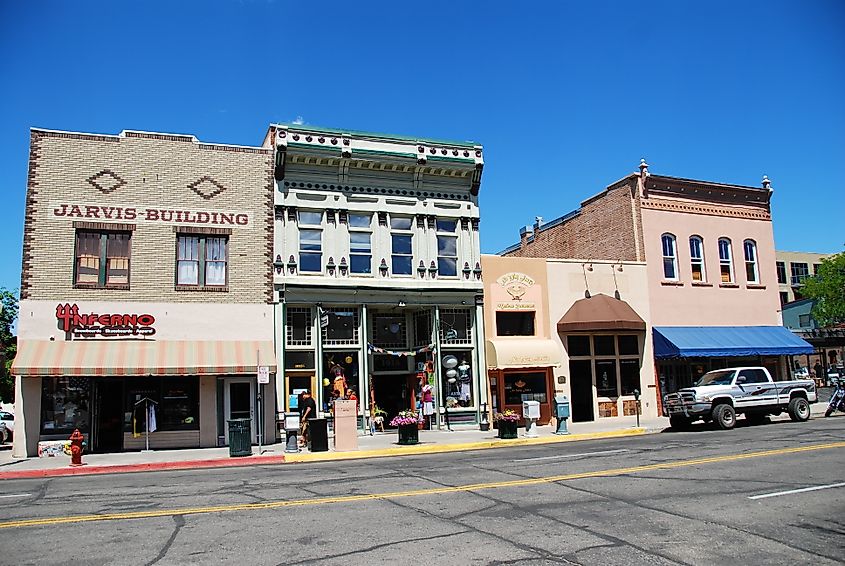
<box><xmin>12</xmin><ymin>340</ymin><xmax>277</xmax><ymax>377</ymax></box>
<box><xmin>486</xmin><ymin>339</ymin><xmax>562</xmax><ymax>370</ymax></box>
<box><xmin>557</xmin><ymin>293</ymin><xmax>646</xmax><ymax>332</ymax></box>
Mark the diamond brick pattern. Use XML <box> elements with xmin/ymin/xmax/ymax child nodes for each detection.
<box><xmin>87</xmin><ymin>169</ymin><xmax>127</xmax><ymax>194</ymax></box>
<box><xmin>188</xmin><ymin>176</ymin><xmax>228</xmax><ymax>200</ymax></box>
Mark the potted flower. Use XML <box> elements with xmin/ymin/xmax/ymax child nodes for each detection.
<box><xmin>495</xmin><ymin>409</ymin><xmax>520</xmax><ymax>439</ymax></box>
<box><xmin>390</xmin><ymin>410</ymin><xmax>420</xmax><ymax>445</ymax></box>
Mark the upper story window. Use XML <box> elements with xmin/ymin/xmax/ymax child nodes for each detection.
<box><xmin>718</xmin><ymin>238</ymin><xmax>734</xmax><ymax>283</ymax></box>
<box><xmin>776</xmin><ymin>261</ymin><xmax>787</xmax><ymax>284</ymax></box>
<box><xmin>661</xmin><ymin>234</ymin><xmax>678</xmax><ymax>280</ymax></box>
<box><xmin>496</xmin><ymin>311</ymin><xmax>535</xmax><ymax>336</ymax></box>
<box><xmin>689</xmin><ymin>236</ymin><xmax>705</xmax><ymax>282</ymax></box>
<box><xmin>390</xmin><ymin>216</ymin><xmax>413</xmax><ymax>275</ymax></box>
<box><xmin>286</xmin><ymin>307</ymin><xmax>312</xmax><ymax>346</ymax></box>
<box><xmin>75</xmin><ymin>230</ymin><xmax>131</xmax><ymax>288</ymax></box>
<box><xmin>743</xmin><ymin>240</ymin><xmax>759</xmax><ymax>283</ymax></box>
<box><xmin>298</xmin><ymin>210</ymin><xmax>322</xmax><ymax>273</ymax></box>
<box><xmin>813</xmin><ymin>263</ymin><xmax>822</xmax><ymax>275</ymax></box>
<box><xmin>790</xmin><ymin>262</ymin><xmax>809</xmax><ymax>285</ymax></box>
<box><xmin>176</xmin><ymin>235</ymin><xmax>228</xmax><ymax>287</ymax></box>
<box><xmin>436</xmin><ymin>218</ymin><xmax>458</xmax><ymax>277</ymax></box>
<box><xmin>348</xmin><ymin>213</ymin><xmax>372</xmax><ymax>275</ymax></box>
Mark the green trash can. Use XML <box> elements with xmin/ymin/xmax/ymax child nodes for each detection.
<box><xmin>228</xmin><ymin>418</ymin><xmax>252</xmax><ymax>457</ymax></box>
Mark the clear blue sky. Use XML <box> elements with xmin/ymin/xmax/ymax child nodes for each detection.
<box><xmin>1</xmin><ymin>1</ymin><xmax>843</xmax><ymax>292</ymax></box>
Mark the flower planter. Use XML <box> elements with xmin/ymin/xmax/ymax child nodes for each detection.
<box><xmin>398</xmin><ymin>424</ymin><xmax>419</xmax><ymax>445</ymax></box>
<box><xmin>497</xmin><ymin>420</ymin><xmax>518</xmax><ymax>439</ymax></box>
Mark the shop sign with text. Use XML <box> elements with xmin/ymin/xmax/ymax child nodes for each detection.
<box><xmin>56</xmin><ymin>303</ymin><xmax>156</xmax><ymax>338</ymax></box>
<box><xmin>52</xmin><ymin>203</ymin><xmax>251</xmax><ymax>227</ymax></box>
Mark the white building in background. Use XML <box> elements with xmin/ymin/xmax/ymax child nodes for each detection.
<box><xmin>264</xmin><ymin>124</ymin><xmax>487</xmax><ymax>427</ymax></box>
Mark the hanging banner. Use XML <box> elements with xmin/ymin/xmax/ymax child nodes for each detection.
<box><xmin>367</xmin><ymin>343</ymin><xmax>435</xmax><ymax>357</ymax></box>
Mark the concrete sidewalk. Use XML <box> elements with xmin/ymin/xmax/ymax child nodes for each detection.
<box><xmin>0</xmin><ymin>403</ymin><xmax>830</xmax><ymax>479</ymax></box>
<box><xmin>0</xmin><ymin>415</ymin><xmax>665</xmax><ymax>479</ymax></box>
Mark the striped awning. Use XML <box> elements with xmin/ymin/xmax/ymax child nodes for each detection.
<box><xmin>12</xmin><ymin>340</ymin><xmax>277</xmax><ymax>377</ymax></box>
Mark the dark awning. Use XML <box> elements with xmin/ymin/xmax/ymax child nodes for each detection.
<box><xmin>653</xmin><ymin>326</ymin><xmax>814</xmax><ymax>359</ymax></box>
<box><xmin>557</xmin><ymin>293</ymin><xmax>646</xmax><ymax>332</ymax></box>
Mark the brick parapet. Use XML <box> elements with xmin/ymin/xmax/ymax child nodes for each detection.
<box><xmin>21</xmin><ymin>130</ymin><xmax>273</xmax><ymax>304</ymax></box>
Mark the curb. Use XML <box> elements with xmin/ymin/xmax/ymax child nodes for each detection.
<box><xmin>0</xmin><ymin>427</ymin><xmax>649</xmax><ymax>479</ymax></box>
<box><xmin>0</xmin><ymin>454</ymin><xmax>286</xmax><ymax>480</ymax></box>
<box><xmin>284</xmin><ymin>427</ymin><xmax>648</xmax><ymax>464</ymax></box>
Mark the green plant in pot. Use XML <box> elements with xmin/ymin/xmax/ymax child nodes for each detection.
<box><xmin>495</xmin><ymin>409</ymin><xmax>520</xmax><ymax>439</ymax></box>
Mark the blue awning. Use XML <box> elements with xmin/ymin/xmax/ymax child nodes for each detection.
<box><xmin>653</xmin><ymin>326</ymin><xmax>814</xmax><ymax>359</ymax></box>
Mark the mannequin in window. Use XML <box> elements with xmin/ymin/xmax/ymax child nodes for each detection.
<box><xmin>457</xmin><ymin>359</ymin><xmax>471</xmax><ymax>403</ymax></box>
<box><xmin>330</xmin><ymin>363</ymin><xmax>347</xmax><ymax>398</ymax></box>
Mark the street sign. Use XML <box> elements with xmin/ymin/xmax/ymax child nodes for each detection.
<box><xmin>257</xmin><ymin>366</ymin><xmax>270</xmax><ymax>384</ymax></box>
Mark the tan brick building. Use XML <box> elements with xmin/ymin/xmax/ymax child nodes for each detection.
<box><xmin>13</xmin><ymin>129</ymin><xmax>278</xmax><ymax>457</ymax></box>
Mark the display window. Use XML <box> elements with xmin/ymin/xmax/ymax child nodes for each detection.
<box><xmin>503</xmin><ymin>372</ymin><xmax>548</xmax><ymax>404</ymax></box>
<box><xmin>441</xmin><ymin>350</ymin><xmax>474</xmax><ymax>408</ymax></box>
<box><xmin>323</xmin><ymin>351</ymin><xmax>360</xmax><ymax>412</ymax></box>
<box><xmin>41</xmin><ymin>377</ymin><xmax>91</xmax><ymax>434</ymax></box>
<box><xmin>124</xmin><ymin>377</ymin><xmax>199</xmax><ymax>432</ymax></box>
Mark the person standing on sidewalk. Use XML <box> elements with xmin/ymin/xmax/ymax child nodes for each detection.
<box><xmin>298</xmin><ymin>390</ymin><xmax>317</xmax><ymax>447</ymax></box>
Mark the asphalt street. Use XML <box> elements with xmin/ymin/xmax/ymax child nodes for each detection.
<box><xmin>0</xmin><ymin>416</ymin><xmax>844</xmax><ymax>566</ymax></box>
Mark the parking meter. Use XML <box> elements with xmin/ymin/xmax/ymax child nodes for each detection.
<box><xmin>633</xmin><ymin>389</ymin><xmax>641</xmax><ymax>427</ymax></box>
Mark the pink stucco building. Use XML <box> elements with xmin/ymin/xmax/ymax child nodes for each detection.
<box><xmin>502</xmin><ymin>160</ymin><xmax>813</xmax><ymax>400</ymax></box>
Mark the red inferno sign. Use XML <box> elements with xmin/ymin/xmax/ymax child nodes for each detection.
<box><xmin>56</xmin><ymin>303</ymin><xmax>156</xmax><ymax>338</ymax></box>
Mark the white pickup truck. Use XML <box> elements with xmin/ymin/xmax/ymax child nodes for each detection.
<box><xmin>663</xmin><ymin>366</ymin><xmax>816</xmax><ymax>430</ymax></box>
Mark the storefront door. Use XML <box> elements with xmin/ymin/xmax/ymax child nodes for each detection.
<box><xmin>224</xmin><ymin>379</ymin><xmax>255</xmax><ymax>444</ymax></box>
<box><xmin>569</xmin><ymin>360</ymin><xmax>595</xmax><ymax>422</ymax></box>
<box><xmin>92</xmin><ymin>379</ymin><xmax>124</xmax><ymax>453</ymax></box>
<box><xmin>501</xmin><ymin>370</ymin><xmax>552</xmax><ymax>425</ymax></box>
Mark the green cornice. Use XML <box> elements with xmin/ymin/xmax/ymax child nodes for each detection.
<box><xmin>273</xmin><ymin>122</ymin><xmax>479</xmax><ymax>148</ymax></box>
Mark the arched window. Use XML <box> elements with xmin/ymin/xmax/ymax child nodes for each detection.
<box><xmin>689</xmin><ymin>236</ymin><xmax>706</xmax><ymax>282</ymax></box>
<box><xmin>661</xmin><ymin>234</ymin><xmax>678</xmax><ymax>280</ymax></box>
<box><xmin>743</xmin><ymin>239</ymin><xmax>759</xmax><ymax>283</ymax></box>
<box><xmin>718</xmin><ymin>238</ymin><xmax>734</xmax><ymax>283</ymax></box>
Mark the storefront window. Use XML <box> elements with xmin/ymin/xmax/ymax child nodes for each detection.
<box><xmin>567</xmin><ymin>335</ymin><xmax>591</xmax><ymax>356</ymax></box>
<box><xmin>41</xmin><ymin>377</ymin><xmax>91</xmax><ymax>434</ymax></box>
<box><xmin>441</xmin><ymin>351</ymin><xmax>474</xmax><ymax>407</ymax></box>
<box><xmin>124</xmin><ymin>378</ymin><xmax>199</xmax><ymax>432</ymax></box>
<box><xmin>159</xmin><ymin>378</ymin><xmax>199</xmax><ymax>430</ymax></box>
<box><xmin>504</xmin><ymin>372</ymin><xmax>547</xmax><ymax>404</ymax></box>
<box><xmin>620</xmin><ymin>358</ymin><xmax>641</xmax><ymax>395</ymax></box>
<box><xmin>595</xmin><ymin>360</ymin><xmax>617</xmax><ymax>397</ymax></box>
<box><xmin>323</xmin><ymin>352</ymin><xmax>360</xmax><ymax>411</ymax></box>
<box><xmin>322</xmin><ymin>307</ymin><xmax>359</xmax><ymax>345</ymax></box>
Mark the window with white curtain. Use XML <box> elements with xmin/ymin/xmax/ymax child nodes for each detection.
<box><xmin>743</xmin><ymin>240</ymin><xmax>759</xmax><ymax>283</ymax></box>
<box><xmin>718</xmin><ymin>238</ymin><xmax>734</xmax><ymax>283</ymax></box>
<box><xmin>689</xmin><ymin>236</ymin><xmax>705</xmax><ymax>282</ymax></box>
<box><xmin>177</xmin><ymin>235</ymin><xmax>228</xmax><ymax>287</ymax></box>
<box><xmin>661</xmin><ymin>234</ymin><xmax>678</xmax><ymax>280</ymax></box>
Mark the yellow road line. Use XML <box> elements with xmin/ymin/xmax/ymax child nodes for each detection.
<box><xmin>1</xmin><ymin>440</ymin><xmax>842</xmax><ymax>530</ymax></box>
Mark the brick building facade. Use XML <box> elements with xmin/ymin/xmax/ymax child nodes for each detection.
<box><xmin>13</xmin><ymin>129</ymin><xmax>278</xmax><ymax>457</ymax></box>
<box><xmin>502</xmin><ymin>161</ymin><xmax>812</xmax><ymax>399</ymax></box>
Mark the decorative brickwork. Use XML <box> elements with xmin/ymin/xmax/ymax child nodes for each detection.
<box><xmin>188</xmin><ymin>176</ymin><xmax>228</xmax><ymax>200</ymax></box>
<box><xmin>87</xmin><ymin>169</ymin><xmax>127</xmax><ymax>194</ymax></box>
<box><xmin>23</xmin><ymin>128</ymin><xmax>273</xmax><ymax>304</ymax></box>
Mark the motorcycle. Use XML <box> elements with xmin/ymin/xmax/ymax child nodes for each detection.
<box><xmin>825</xmin><ymin>378</ymin><xmax>845</xmax><ymax>417</ymax></box>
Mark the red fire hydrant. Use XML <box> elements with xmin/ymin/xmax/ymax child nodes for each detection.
<box><xmin>69</xmin><ymin>429</ymin><xmax>86</xmax><ymax>467</ymax></box>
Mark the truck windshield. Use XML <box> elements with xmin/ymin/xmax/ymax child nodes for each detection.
<box><xmin>695</xmin><ymin>370</ymin><xmax>736</xmax><ymax>386</ymax></box>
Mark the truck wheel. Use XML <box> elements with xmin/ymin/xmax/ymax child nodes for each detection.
<box><xmin>669</xmin><ymin>416</ymin><xmax>692</xmax><ymax>430</ymax></box>
<box><xmin>712</xmin><ymin>404</ymin><xmax>736</xmax><ymax>430</ymax></box>
<box><xmin>0</xmin><ymin>428</ymin><xmax>6</xmax><ymax>444</ymax></box>
<box><xmin>788</xmin><ymin>397</ymin><xmax>810</xmax><ymax>421</ymax></box>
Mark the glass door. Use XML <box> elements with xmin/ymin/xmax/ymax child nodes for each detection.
<box><xmin>224</xmin><ymin>379</ymin><xmax>255</xmax><ymax>444</ymax></box>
